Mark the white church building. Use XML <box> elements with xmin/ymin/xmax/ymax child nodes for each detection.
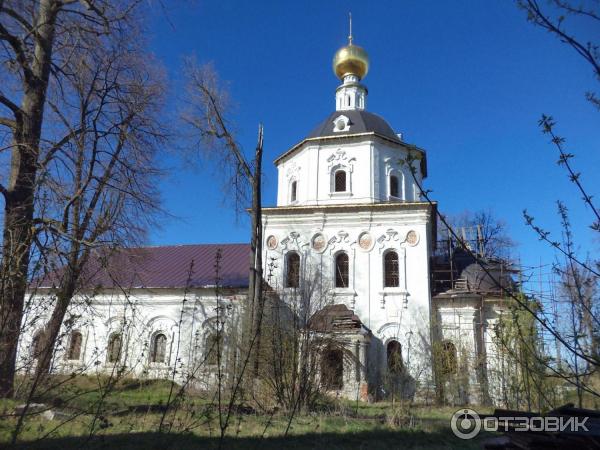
<box><xmin>20</xmin><ymin>33</ymin><xmax>514</xmax><ymax>405</ymax></box>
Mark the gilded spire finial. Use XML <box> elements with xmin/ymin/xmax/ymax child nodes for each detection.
<box><xmin>348</xmin><ymin>12</ymin><xmax>353</xmax><ymax>45</ymax></box>
<box><xmin>333</xmin><ymin>13</ymin><xmax>369</xmax><ymax>80</ymax></box>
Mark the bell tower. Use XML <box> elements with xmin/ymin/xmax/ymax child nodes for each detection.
<box><xmin>261</xmin><ymin>18</ymin><xmax>436</xmax><ymax>402</ymax></box>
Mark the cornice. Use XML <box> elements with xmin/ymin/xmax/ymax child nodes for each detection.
<box><xmin>274</xmin><ymin>133</ymin><xmax>428</xmax><ymax>178</ymax></box>
<box><xmin>262</xmin><ymin>201</ymin><xmax>437</xmax><ymax>216</ymax></box>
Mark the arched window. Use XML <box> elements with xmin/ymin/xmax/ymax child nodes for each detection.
<box><xmin>290</xmin><ymin>180</ymin><xmax>297</xmax><ymax>202</ymax></box>
<box><xmin>346</xmin><ymin>95</ymin><xmax>350</xmax><ymax>106</ymax></box>
<box><xmin>150</xmin><ymin>333</ymin><xmax>167</xmax><ymax>363</ymax></box>
<box><xmin>335</xmin><ymin>252</ymin><xmax>349</xmax><ymax>288</ymax></box>
<box><xmin>205</xmin><ymin>332</ymin><xmax>223</xmax><ymax>365</ymax></box>
<box><xmin>387</xmin><ymin>340</ymin><xmax>403</xmax><ymax>375</ymax></box>
<box><xmin>107</xmin><ymin>333</ymin><xmax>122</xmax><ymax>363</ymax></box>
<box><xmin>67</xmin><ymin>331</ymin><xmax>83</xmax><ymax>360</ymax></box>
<box><xmin>438</xmin><ymin>341</ymin><xmax>458</xmax><ymax>375</ymax></box>
<box><xmin>390</xmin><ymin>175</ymin><xmax>399</xmax><ymax>198</ymax></box>
<box><xmin>334</xmin><ymin>170</ymin><xmax>347</xmax><ymax>192</ymax></box>
<box><xmin>285</xmin><ymin>252</ymin><xmax>300</xmax><ymax>288</ymax></box>
<box><xmin>31</xmin><ymin>330</ymin><xmax>44</xmax><ymax>360</ymax></box>
<box><xmin>384</xmin><ymin>251</ymin><xmax>399</xmax><ymax>287</ymax></box>
<box><xmin>321</xmin><ymin>346</ymin><xmax>343</xmax><ymax>389</ymax></box>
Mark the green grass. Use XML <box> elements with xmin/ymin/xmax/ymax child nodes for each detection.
<box><xmin>0</xmin><ymin>376</ymin><xmax>490</xmax><ymax>449</ymax></box>
<box><xmin>10</xmin><ymin>375</ymin><xmax>179</xmax><ymax>412</ymax></box>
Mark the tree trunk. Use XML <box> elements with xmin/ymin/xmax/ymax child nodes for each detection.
<box><xmin>0</xmin><ymin>184</ymin><xmax>35</xmax><ymax>396</ymax></box>
<box><xmin>244</xmin><ymin>126</ymin><xmax>263</xmax><ymax>377</ymax></box>
<box><xmin>0</xmin><ymin>0</ymin><xmax>57</xmax><ymax>398</ymax></box>
<box><xmin>250</xmin><ymin>129</ymin><xmax>263</xmax><ymax>376</ymax></box>
<box><xmin>33</xmin><ymin>269</ymin><xmax>79</xmax><ymax>379</ymax></box>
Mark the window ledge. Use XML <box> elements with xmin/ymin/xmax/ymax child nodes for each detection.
<box><xmin>380</xmin><ymin>288</ymin><xmax>408</xmax><ymax>296</ymax></box>
<box><xmin>332</xmin><ymin>288</ymin><xmax>356</xmax><ymax>296</ymax></box>
<box><xmin>103</xmin><ymin>362</ymin><xmax>125</xmax><ymax>369</ymax></box>
<box><xmin>202</xmin><ymin>364</ymin><xmax>224</xmax><ymax>372</ymax></box>
<box><xmin>63</xmin><ymin>360</ymin><xmax>85</xmax><ymax>368</ymax></box>
<box><xmin>148</xmin><ymin>362</ymin><xmax>168</xmax><ymax>367</ymax></box>
<box><xmin>329</xmin><ymin>191</ymin><xmax>352</xmax><ymax>197</ymax></box>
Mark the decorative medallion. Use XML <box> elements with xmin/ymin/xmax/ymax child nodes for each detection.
<box><xmin>311</xmin><ymin>233</ymin><xmax>327</xmax><ymax>253</ymax></box>
<box><xmin>266</xmin><ymin>235</ymin><xmax>278</xmax><ymax>250</ymax></box>
<box><xmin>358</xmin><ymin>231</ymin><xmax>374</xmax><ymax>251</ymax></box>
<box><xmin>406</xmin><ymin>230</ymin><xmax>419</xmax><ymax>246</ymax></box>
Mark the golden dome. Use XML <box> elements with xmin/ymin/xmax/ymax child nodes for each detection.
<box><xmin>333</xmin><ymin>43</ymin><xmax>369</xmax><ymax>80</ymax></box>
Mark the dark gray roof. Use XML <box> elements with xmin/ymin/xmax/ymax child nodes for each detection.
<box><xmin>307</xmin><ymin>110</ymin><xmax>401</xmax><ymax>143</ymax></box>
<box><xmin>274</xmin><ymin>109</ymin><xmax>427</xmax><ymax>178</ymax></box>
<box><xmin>460</xmin><ymin>262</ymin><xmax>515</xmax><ymax>294</ymax></box>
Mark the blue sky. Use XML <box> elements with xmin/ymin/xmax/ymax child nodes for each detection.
<box><xmin>147</xmin><ymin>0</ymin><xmax>599</xmax><ymax>275</ymax></box>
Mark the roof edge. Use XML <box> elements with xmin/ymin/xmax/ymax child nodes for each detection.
<box><xmin>274</xmin><ymin>133</ymin><xmax>428</xmax><ymax>178</ymax></box>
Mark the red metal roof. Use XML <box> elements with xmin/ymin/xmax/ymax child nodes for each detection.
<box><xmin>38</xmin><ymin>243</ymin><xmax>251</xmax><ymax>290</ymax></box>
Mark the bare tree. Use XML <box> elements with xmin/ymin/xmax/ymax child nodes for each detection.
<box><xmin>404</xmin><ymin>157</ymin><xmax>600</xmax><ymax>404</ymax></box>
<box><xmin>0</xmin><ymin>0</ymin><xmax>154</xmax><ymax>398</ymax></box>
<box><xmin>180</xmin><ymin>59</ymin><xmax>273</xmax><ymax>449</ymax></box>
<box><xmin>260</xmin><ymin>257</ymin><xmax>335</xmax><ymax>413</ymax></box>
<box><xmin>517</xmin><ymin>0</ymin><xmax>600</xmax><ymax>391</ymax></box>
<box><xmin>443</xmin><ymin>209</ymin><xmax>516</xmax><ymax>260</ymax></box>
<box><xmin>181</xmin><ymin>60</ymin><xmax>265</xmax><ymax>375</ymax></box>
<box><xmin>517</xmin><ymin>0</ymin><xmax>599</xmax><ymax>276</ymax></box>
<box><xmin>411</xmin><ymin>0</ymin><xmax>600</xmax><ymax>408</ymax></box>
<box><xmin>30</xmin><ymin>25</ymin><xmax>166</xmax><ymax>380</ymax></box>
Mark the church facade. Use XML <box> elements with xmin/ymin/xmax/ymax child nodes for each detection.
<box><xmin>19</xmin><ymin>35</ymin><xmax>512</xmax><ymax>405</ymax></box>
<box><xmin>261</xmin><ymin>38</ymin><xmax>435</xmax><ymax>399</ymax></box>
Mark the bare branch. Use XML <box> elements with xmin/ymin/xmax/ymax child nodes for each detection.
<box><xmin>551</xmin><ymin>0</ymin><xmax>600</xmax><ymax>22</ymax></box>
<box><xmin>0</xmin><ymin>116</ymin><xmax>15</xmax><ymax>129</ymax></box>
<box><xmin>182</xmin><ymin>60</ymin><xmax>253</xmax><ymax>182</ymax></box>
<box><xmin>520</xmin><ymin>0</ymin><xmax>600</xmax><ymax>79</ymax></box>
<box><xmin>539</xmin><ymin>114</ymin><xmax>600</xmax><ymax>228</ymax></box>
<box><xmin>0</xmin><ymin>22</ymin><xmax>32</xmax><ymax>81</ymax></box>
<box><xmin>0</xmin><ymin>6</ymin><xmax>33</xmax><ymax>33</ymax></box>
<box><xmin>0</xmin><ymin>92</ymin><xmax>22</xmax><ymax>117</ymax></box>
<box><xmin>402</xmin><ymin>153</ymin><xmax>600</xmax><ymax>369</ymax></box>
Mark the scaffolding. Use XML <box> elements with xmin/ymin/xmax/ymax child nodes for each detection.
<box><xmin>431</xmin><ymin>223</ymin><xmax>524</xmax><ymax>405</ymax></box>
<box><xmin>432</xmin><ymin>225</ymin><xmax>518</xmax><ymax>295</ymax></box>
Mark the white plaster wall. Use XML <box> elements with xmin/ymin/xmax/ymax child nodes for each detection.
<box><xmin>262</xmin><ymin>203</ymin><xmax>435</xmax><ymax>390</ymax></box>
<box><xmin>376</xmin><ymin>144</ymin><xmax>422</xmax><ymax>202</ymax></box>
<box><xmin>18</xmin><ymin>288</ymin><xmax>244</xmax><ymax>387</ymax></box>
<box><xmin>336</xmin><ymin>84</ymin><xmax>366</xmax><ymax>111</ymax></box>
<box><xmin>482</xmin><ymin>303</ymin><xmax>512</xmax><ymax>405</ymax></box>
<box><xmin>434</xmin><ymin>297</ymin><xmax>514</xmax><ymax>405</ymax></box>
<box><xmin>276</xmin><ymin>138</ymin><xmax>423</xmax><ymax>207</ymax></box>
